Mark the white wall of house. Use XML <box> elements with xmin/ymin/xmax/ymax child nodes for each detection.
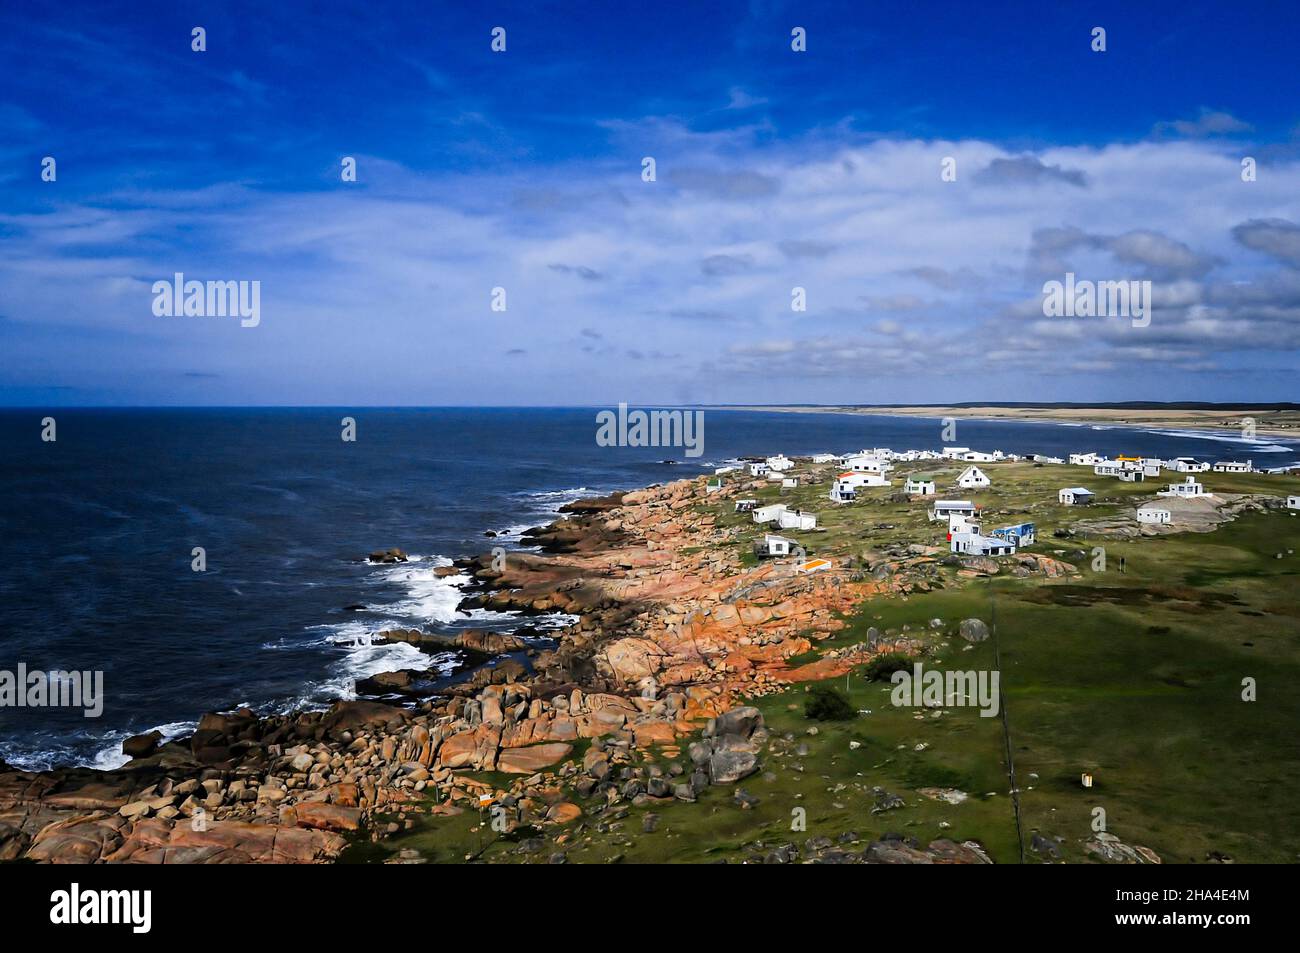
<box><xmin>948</xmin><ymin>513</ymin><xmax>980</xmax><ymax>535</ymax></box>
<box><xmin>1137</xmin><ymin>507</ymin><xmax>1171</xmax><ymax>524</ymax></box>
<box><xmin>930</xmin><ymin>501</ymin><xmax>975</xmax><ymax>520</ymax></box>
<box><xmin>1059</xmin><ymin>488</ymin><xmax>1094</xmax><ymax>505</ymax></box>
<box><xmin>828</xmin><ymin>484</ymin><xmax>856</xmax><ymax>503</ymax></box>
<box><xmin>844</xmin><ymin>454</ymin><xmax>891</xmax><ymax>473</ymax></box>
<box><xmin>950</xmin><ymin>532</ymin><xmax>1015</xmax><ymax>556</ymax></box>
<box><xmin>778</xmin><ymin>510</ymin><xmax>818</xmax><ymax>530</ymax></box>
<box><xmin>756</xmin><ymin>534</ymin><xmax>793</xmax><ymax>556</ymax></box>
<box><xmin>957</xmin><ymin>466</ymin><xmax>990</xmax><ymax>488</ymax></box>
<box><xmin>1158</xmin><ymin>477</ymin><xmax>1207</xmax><ymax>498</ymax></box>
<box><xmin>752</xmin><ymin>504</ymin><xmax>787</xmax><ymax>524</ymax></box>
<box><xmin>838</xmin><ymin>471</ymin><xmax>889</xmax><ymax>488</ymax></box>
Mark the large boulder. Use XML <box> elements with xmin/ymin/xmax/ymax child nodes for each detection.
<box><xmin>602</xmin><ymin>638</ymin><xmax>664</xmax><ymax>682</ymax></box>
<box><xmin>25</xmin><ymin>814</ymin><xmax>129</xmax><ymax>863</ymax></box>
<box><xmin>455</xmin><ymin>630</ymin><xmax>528</xmax><ymax>654</ymax></box>
<box><xmin>294</xmin><ymin>802</ymin><xmax>362</xmax><ymax>833</ymax></box>
<box><xmin>321</xmin><ymin>700</ymin><xmax>411</xmax><ymax>736</ymax></box>
<box><xmin>122</xmin><ymin>730</ymin><xmax>164</xmax><ymax>760</ymax></box>
<box><xmin>692</xmin><ymin>705</ymin><xmax>766</xmax><ymax>785</ymax></box>
<box><xmin>496</xmin><ymin>742</ymin><xmax>573</xmax><ymax>774</ymax></box>
<box><xmin>707</xmin><ymin>748</ymin><xmax>760</xmax><ymax>785</ymax></box>
<box><xmin>958</xmin><ymin>619</ymin><xmax>990</xmax><ymax>643</ymax></box>
<box><xmin>710</xmin><ymin>706</ymin><xmax>764</xmax><ymax>741</ymax></box>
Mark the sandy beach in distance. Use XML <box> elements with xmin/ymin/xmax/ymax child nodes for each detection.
<box><xmin>705</xmin><ymin>405</ymin><xmax>1300</xmax><ymax>440</ymax></box>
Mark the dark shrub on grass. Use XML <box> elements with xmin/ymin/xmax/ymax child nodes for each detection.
<box><xmin>862</xmin><ymin>652</ymin><xmax>915</xmax><ymax>682</ymax></box>
<box><xmin>805</xmin><ymin>684</ymin><xmax>856</xmax><ymax>721</ymax></box>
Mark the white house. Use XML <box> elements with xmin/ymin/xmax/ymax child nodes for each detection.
<box><xmin>942</xmin><ymin>446</ymin><xmax>971</xmax><ymax>460</ymax></box>
<box><xmin>1033</xmin><ymin>455</ymin><xmax>1065</xmax><ymax>464</ymax></box>
<box><xmin>1069</xmin><ymin>452</ymin><xmax>1101</xmax><ymax>466</ymax></box>
<box><xmin>766</xmin><ymin>454</ymin><xmax>794</xmax><ymax>472</ymax></box>
<box><xmin>844</xmin><ymin>470</ymin><xmax>890</xmax><ymax>487</ymax></box>
<box><xmin>1137</xmin><ymin>505</ymin><xmax>1171</xmax><ymax>525</ymax></box>
<box><xmin>713</xmin><ymin>465</ymin><xmax>739</xmax><ymax>475</ymax></box>
<box><xmin>950</xmin><ymin>531</ymin><xmax>1016</xmax><ymax>557</ymax></box>
<box><xmin>930</xmin><ymin>500</ymin><xmax>976</xmax><ymax>521</ymax></box>
<box><xmin>904</xmin><ymin>476</ymin><xmax>936</xmax><ymax>496</ymax></box>
<box><xmin>1213</xmin><ymin>460</ymin><xmax>1253</xmax><ymax>473</ymax></box>
<box><xmin>957</xmin><ymin>465</ymin><xmax>991</xmax><ymax>489</ymax></box>
<box><xmin>781</xmin><ymin>477</ymin><xmax>799</xmax><ymax>489</ymax></box>
<box><xmin>748</xmin><ymin>461</ymin><xmax>769</xmax><ymax>477</ymax></box>
<box><xmin>705</xmin><ymin>477</ymin><xmax>723</xmax><ymax>494</ymax></box>
<box><xmin>1288</xmin><ymin>495</ymin><xmax>1300</xmax><ymax>510</ymax></box>
<box><xmin>1170</xmin><ymin>457</ymin><xmax>1210</xmax><ymax>473</ymax></box>
<box><xmin>1095</xmin><ymin>461</ymin><xmax>1144</xmax><ymax>481</ymax></box>
<box><xmin>948</xmin><ymin>513</ymin><xmax>980</xmax><ymax>536</ymax></box>
<box><xmin>766</xmin><ymin>470</ymin><xmax>785</xmax><ymax>481</ymax></box>
<box><xmin>1059</xmin><ymin>487</ymin><xmax>1095</xmax><ymax>505</ymax></box>
<box><xmin>778</xmin><ymin>509</ymin><xmax>818</xmax><ymax>531</ymax></box>
<box><xmin>829</xmin><ymin>470</ymin><xmax>888</xmax><ymax>503</ymax></box>
<box><xmin>753</xmin><ymin>533</ymin><xmax>794</xmax><ymax>557</ymax></box>
<box><xmin>843</xmin><ymin>454</ymin><xmax>891</xmax><ymax>473</ymax></box>
<box><xmin>1158</xmin><ymin>476</ymin><xmax>1209</xmax><ymax>498</ymax></box>
<box><xmin>752</xmin><ymin>504</ymin><xmax>787</xmax><ymax>524</ymax></box>
<box><xmin>811</xmin><ymin>453</ymin><xmax>838</xmax><ymax>464</ymax></box>
<box><xmin>960</xmin><ymin>450</ymin><xmax>997</xmax><ymax>463</ymax></box>
<box><xmin>828</xmin><ymin>482</ymin><xmax>857</xmax><ymax>503</ymax></box>
<box><xmin>734</xmin><ymin>498</ymin><xmax>758</xmax><ymax>512</ymax></box>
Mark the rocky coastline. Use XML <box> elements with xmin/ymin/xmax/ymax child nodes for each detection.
<box><xmin>0</xmin><ymin>471</ymin><xmax>1011</xmax><ymax>864</ymax></box>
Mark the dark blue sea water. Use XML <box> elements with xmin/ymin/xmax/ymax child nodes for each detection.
<box><xmin>1</xmin><ymin>407</ymin><xmax>1295</xmax><ymax>770</ymax></box>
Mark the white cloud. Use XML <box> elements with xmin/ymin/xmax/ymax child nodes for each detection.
<box><xmin>4</xmin><ymin>132</ymin><xmax>1300</xmax><ymax>403</ymax></box>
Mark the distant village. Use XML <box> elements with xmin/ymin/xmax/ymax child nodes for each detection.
<box><xmin>707</xmin><ymin>446</ymin><xmax>1300</xmax><ymax>574</ymax></box>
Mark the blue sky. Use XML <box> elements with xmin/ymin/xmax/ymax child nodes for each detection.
<box><xmin>2</xmin><ymin>0</ymin><xmax>1299</xmax><ymax>405</ymax></box>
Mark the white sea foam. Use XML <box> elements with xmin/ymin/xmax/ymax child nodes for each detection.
<box><xmin>514</xmin><ymin>486</ymin><xmax>592</xmax><ymax>503</ymax></box>
<box><xmin>0</xmin><ymin>719</ymin><xmax>200</xmax><ymax>773</ymax></box>
<box><xmin>371</xmin><ymin>559</ymin><xmax>471</xmax><ymax>624</ymax></box>
<box><xmin>1142</xmin><ymin>428</ymin><xmax>1296</xmax><ymax>451</ymax></box>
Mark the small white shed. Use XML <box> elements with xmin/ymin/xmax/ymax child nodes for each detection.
<box><xmin>753</xmin><ymin>533</ymin><xmax>794</xmax><ymax>557</ymax></box>
<box><xmin>1137</xmin><ymin>505</ymin><xmax>1171</xmax><ymax>525</ymax></box>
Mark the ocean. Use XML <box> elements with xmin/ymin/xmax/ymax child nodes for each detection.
<box><xmin>1</xmin><ymin>406</ymin><xmax>1295</xmax><ymax>771</ymax></box>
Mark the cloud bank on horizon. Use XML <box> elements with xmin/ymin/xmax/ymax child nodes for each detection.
<box><xmin>1</xmin><ymin>1</ymin><xmax>1299</xmax><ymax>406</ymax></box>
